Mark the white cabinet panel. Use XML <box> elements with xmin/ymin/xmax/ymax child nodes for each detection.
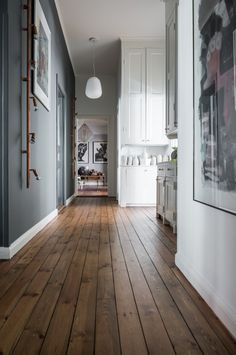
<box><xmin>156</xmin><ymin>162</ymin><xmax>177</xmax><ymax>233</ymax></box>
<box><xmin>121</xmin><ymin>167</ymin><xmax>157</xmax><ymax>206</ymax></box>
<box><xmin>156</xmin><ymin>177</ymin><xmax>165</xmax><ymax>216</ymax></box>
<box><xmin>166</xmin><ymin>6</ymin><xmax>178</xmax><ymax>138</ymax></box>
<box><xmin>147</xmin><ymin>49</ymin><xmax>168</xmax><ymax>145</ymax></box>
<box><xmin>124</xmin><ymin>48</ymin><xmax>146</xmax><ymax>145</ymax></box>
<box><xmin>128</xmin><ymin>95</ymin><xmax>145</xmax><ymax>144</ymax></box>
<box><xmin>165</xmin><ymin>177</ymin><xmax>177</xmax><ymax>228</ymax></box>
<box><xmin>122</xmin><ymin>45</ymin><xmax>168</xmax><ymax>146</ymax></box>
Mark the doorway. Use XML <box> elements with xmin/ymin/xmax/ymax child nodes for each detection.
<box><xmin>76</xmin><ymin>117</ymin><xmax>108</xmax><ymax>197</ymax></box>
<box><xmin>56</xmin><ymin>84</ymin><xmax>65</xmax><ymax>209</ymax></box>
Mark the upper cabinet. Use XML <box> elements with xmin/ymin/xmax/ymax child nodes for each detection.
<box><xmin>166</xmin><ymin>1</ymin><xmax>178</xmax><ymax>139</ymax></box>
<box><xmin>123</xmin><ymin>47</ymin><xmax>146</xmax><ymax>145</ymax></box>
<box><xmin>120</xmin><ymin>41</ymin><xmax>168</xmax><ymax>146</ymax></box>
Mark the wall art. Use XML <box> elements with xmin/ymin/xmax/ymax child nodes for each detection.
<box><xmin>193</xmin><ymin>0</ymin><xmax>236</xmax><ymax>214</ymax></box>
<box><xmin>78</xmin><ymin>142</ymin><xmax>89</xmax><ymax>164</ymax></box>
<box><xmin>93</xmin><ymin>141</ymin><xmax>107</xmax><ymax>163</ymax></box>
<box><xmin>33</xmin><ymin>0</ymin><xmax>51</xmax><ymax>111</ymax></box>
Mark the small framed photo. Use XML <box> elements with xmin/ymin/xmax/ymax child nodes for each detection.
<box><xmin>93</xmin><ymin>141</ymin><xmax>107</xmax><ymax>163</ymax></box>
<box><xmin>33</xmin><ymin>0</ymin><xmax>51</xmax><ymax>111</ymax></box>
<box><xmin>78</xmin><ymin>142</ymin><xmax>89</xmax><ymax>164</ymax></box>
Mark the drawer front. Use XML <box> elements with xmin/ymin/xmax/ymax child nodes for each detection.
<box><xmin>157</xmin><ymin>162</ymin><xmax>176</xmax><ymax>177</ymax></box>
<box><xmin>165</xmin><ymin>164</ymin><xmax>176</xmax><ymax>177</ymax></box>
<box><xmin>157</xmin><ymin>164</ymin><xmax>166</xmax><ymax>176</ymax></box>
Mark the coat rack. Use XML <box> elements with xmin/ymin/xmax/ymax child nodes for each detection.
<box><xmin>22</xmin><ymin>0</ymin><xmax>39</xmax><ymax>188</ymax></box>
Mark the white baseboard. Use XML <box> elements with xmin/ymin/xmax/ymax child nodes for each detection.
<box><xmin>66</xmin><ymin>194</ymin><xmax>75</xmax><ymax>206</ymax></box>
<box><xmin>175</xmin><ymin>252</ymin><xmax>236</xmax><ymax>338</ymax></box>
<box><xmin>0</xmin><ymin>209</ymin><xmax>58</xmax><ymax>260</ymax></box>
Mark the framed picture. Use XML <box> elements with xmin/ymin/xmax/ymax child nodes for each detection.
<box><xmin>33</xmin><ymin>0</ymin><xmax>51</xmax><ymax>111</ymax></box>
<box><xmin>193</xmin><ymin>0</ymin><xmax>236</xmax><ymax>214</ymax></box>
<box><xmin>93</xmin><ymin>141</ymin><xmax>107</xmax><ymax>163</ymax></box>
<box><xmin>78</xmin><ymin>142</ymin><xmax>89</xmax><ymax>164</ymax></box>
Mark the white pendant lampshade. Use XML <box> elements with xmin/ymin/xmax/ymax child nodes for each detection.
<box><xmin>85</xmin><ymin>37</ymin><xmax>102</xmax><ymax>99</ymax></box>
<box><xmin>85</xmin><ymin>76</ymin><xmax>102</xmax><ymax>99</ymax></box>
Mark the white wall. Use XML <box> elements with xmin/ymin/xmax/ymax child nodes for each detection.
<box><xmin>176</xmin><ymin>0</ymin><xmax>236</xmax><ymax>337</ymax></box>
<box><xmin>76</xmin><ymin>74</ymin><xmax>117</xmax><ymax>196</ymax></box>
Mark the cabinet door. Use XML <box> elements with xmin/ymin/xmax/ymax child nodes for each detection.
<box><xmin>124</xmin><ymin>48</ymin><xmax>146</xmax><ymax>144</ymax></box>
<box><xmin>156</xmin><ymin>177</ymin><xmax>165</xmax><ymax>216</ymax></box>
<box><xmin>146</xmin><ymin>49</ymin><xmax>168</xmax><ymax>145</ymax></box>
<box><xmin>166</xmin><ymin>9</ymin><xmax>177</xmax><ymax>136</ymax></box>
<box><xmin>126</xmin><ymin>168</ymin><xmax>144</xmax><ymax>204</ymax></box>
<box><xmin>165</xmin><ymin>177</ymin><xmax>177</xmax><ymax>224</ymax></box>
<box><xmin>143</xmin><ymin>167</ymin><xmax>157</xmax><ymax>204</ymax></box>
<box><xmin>125</xmin><ymin>167</ymin><xmax>156</xmax><ymax>205</ymax></box>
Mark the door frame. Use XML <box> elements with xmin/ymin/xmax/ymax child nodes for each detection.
<box><xmin>56</xmin><ymin>75</ymin><xmax>66</xmax><ymax>209</ymax></box>
<box><xmin>76</xmin><ymin>114</ymin><xmax>112</xmax><ymax>195</ymax></box>
<box><xmin>0</xmin><ymin>0</ymin><xmax>8</xmax><ymax>246</ymax></box>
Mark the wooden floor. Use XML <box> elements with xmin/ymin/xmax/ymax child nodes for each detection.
<box><xmin>0</xmin><ymin>197</ymin><xmax>235</xmax><ymax>355</ymax></box>
<box><xmin>78</xmin><ymin>187</ymin><xmax>108</xmax><ymax>197</ymax></box>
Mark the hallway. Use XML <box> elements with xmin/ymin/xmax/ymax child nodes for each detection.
<box><xmin>0</xmin><ymin>198</ymin><xmax>235</xmax><ymax>354</ymax></box>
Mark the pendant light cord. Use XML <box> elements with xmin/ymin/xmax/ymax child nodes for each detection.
<box><xmin>92</xmin><ymin>40</ymin><xmax>96</xmax><ymax>77</ymax></box>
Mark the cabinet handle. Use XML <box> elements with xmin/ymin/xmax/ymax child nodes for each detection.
<box><xmin>158</xmin><ymin>168</ymin><xmax>164</xmax><ymax>171</ymax></box>
<box><xmin>167</xmin><ymin>168</ymin><xmax>173</xmax><ymax>171</ymax></box>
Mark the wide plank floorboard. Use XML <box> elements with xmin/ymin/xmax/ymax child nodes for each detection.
<box><xmin>0</xmin><ymin>197</ymin><xmax>235</xmax><ymax>355</ymax></box>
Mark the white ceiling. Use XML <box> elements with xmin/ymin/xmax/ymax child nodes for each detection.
<box><xmin>55</xmin><ymin>0</ymin><xmax>165</xmax><ymax>76</ymax></box>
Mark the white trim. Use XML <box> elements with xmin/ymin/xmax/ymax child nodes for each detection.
<box><xmin>0</xmin><ymin>209</ymin><xmax>58</xmax><ymax>260</ymax></box>
<box><xmin>175</xmin><ymin>252</ymin><xmax>236</xmax><ymax>338</ymax></box>
<box><xmin>120</xmin><ymin>35</ymin><xmax>165</xmax><ymax>42</ymax></box>
<box><xmin>66</xmin><ymin>194</ymin><xmax>75</xmax><ymax>206</ymax></box>
<box><xmin>0</xmin><ymin>247</ymin><xmax>10</xmax><ymax>260</ymax></box>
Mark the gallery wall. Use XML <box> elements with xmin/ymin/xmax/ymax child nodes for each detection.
<box><xmin>76</xmin><ymin>74</ymin><xmax>117</xmax><ymax>196</ymax></box>
<box><xmin>176</xmin><ymin>0</ymin><xmax>236</xmax><ymax>337</ymax></box>
<box><xmin>77</xmin><ymin>119</ymin><xmax>108</xmax><ymax>181</ymax></box>
<box><xmin>2</xmin><ymin>0</ymin><xmax>75</xmax><ymax>247</ymax></box>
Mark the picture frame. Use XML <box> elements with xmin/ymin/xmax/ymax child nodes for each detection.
<box><xmin>93</xmin><ymin>141</ymin><xmax>107</xmax><ymax>163</ymax></box>
<box><xmin>33</xmin><ymin>0</ymin><xmax>51</xmax><ymax>111</ymax></box>
<box><xmin>193</xmin><ymin>0</ymin><xmax>236</xmax><ymax>215</ymax></box>
<box><xmin>78</xmin><ymin>142</ymin><xmax>89</xmax><ymax>164</ymax></box>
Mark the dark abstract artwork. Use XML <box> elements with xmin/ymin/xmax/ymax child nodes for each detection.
<box><xmin>78</xmin><ymin>143</ymin><xmax>89</xmax><ymax>164</ymax></box>
<box><xmin>193</xmin><ymin>0</ymin><xmax>236</xmax><ymax>214</ymax></box>
<box><xmin>93</xmin><ymin>142</ymin><xmax>107</xmax><ymax>163</ymax></box>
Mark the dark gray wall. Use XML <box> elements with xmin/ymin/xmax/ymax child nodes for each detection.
<box><xmin>0</xmin><ymin>0</ymin><xmax>9</xmax><ymax>247</ymax></box>
<box><xmin>3</xmin><ymin>0</ymin><xmax>75</xmax><ymax>246</ymax></box>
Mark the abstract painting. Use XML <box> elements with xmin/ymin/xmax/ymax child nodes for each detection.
<box><xmin>193</xmin><ymin>0</ymin><xmax>236</xmax><ymax>214</ymax></box>
<box><xmin>93</xmin><ymin>142</ymin><xmax>107</xmax><ymax>163</ymax></box>
<box><xmin>33</xmin><ymin>0</ymin><xmax>51</xmax><ymax>111</ymax></box>
<box><xmin>78</xmin><ymin>142</ymin><xmax>89</xmax><ymax>164</ymax></box>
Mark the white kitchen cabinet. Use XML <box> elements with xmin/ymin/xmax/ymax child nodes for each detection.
<box><xmin>147</xmin><ymin>49</ymin><xmax>167</xmax><ymax>145</ymax></box>
<box><xmin>120</xmin><ymin>166</ymin><xmax>157</xmax><ymax>206</ymax></box>
<box><xmin>121</xmin><ymin>43</ymin><xmax>168</xmax><ymax>146</ymax></box>
<box><xmin>165</xmin><ymin>176</ymin><xmax>177</xmax><ymax>233</ymax></box>
<box><xmin>156</xmin><ymin>162</ymin><xmax>177</xmax><ymax>233</ymax></box>
<box><xmin>156</xmin><ymin>176</ymin><xmax>165</xmax><ymax>217</ymax></box>
<box><xmin>123</xmin><ymin>48</ymin><xmax>146</xmax><ymax>145</ymax></box>
<box><xmin>166</xmin><ymin>3</ymin><xmax>178</xmax><ymax>138</ymax></box>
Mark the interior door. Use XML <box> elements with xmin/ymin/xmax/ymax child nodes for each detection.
<box><xmin>56</xmin><ymin>86</ymin><xmax>65</xmax><ymax>209</ymax></box>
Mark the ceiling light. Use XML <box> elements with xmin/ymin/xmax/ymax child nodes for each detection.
<box><xmin>85</xmin><ymin>37</ymin><xmax>102</xmax><ymax>99</ymax></box>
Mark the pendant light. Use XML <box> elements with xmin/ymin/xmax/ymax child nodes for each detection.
<box><xmin>85</xmin><ymin>37</ymin><xmax>102</xmax><ymax>99</ymax></box>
